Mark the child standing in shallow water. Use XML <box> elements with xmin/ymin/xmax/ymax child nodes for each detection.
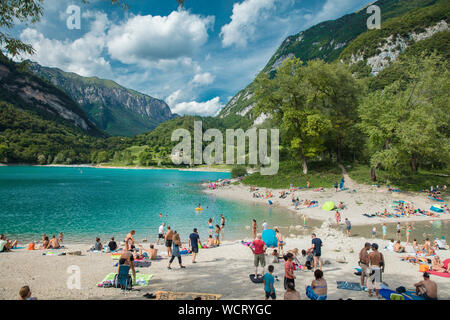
<box><xmin>214</xmin><ymin>225</ymin><xmax>221</xmax><ymax>246</ymax></box>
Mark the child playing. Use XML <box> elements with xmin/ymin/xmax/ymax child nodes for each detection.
<box><xmin>263</xmin><ymin>265</ymin><xmax>276</xmax><ymax>300</ymax></box>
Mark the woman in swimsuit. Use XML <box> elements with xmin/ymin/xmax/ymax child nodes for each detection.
<box><xmin>220</xmin><ymin>214</ymin><xmax>226</xmax><ymax>238</ymax></box>
<box><xmin>208</xmin><ymin>218</ymin><xmax>214</xmax><ymax>236</ymax></box>
<box><xmin>306</xmin><ymin>269</ymin><xmax>327</xmax><ymax>300</ymax></box>
<box><xmin>214</xmin><ymin>225</ymin><xmax>221</xmax><ymax>246</ymax></box>
<box><xmin>275</xmin><ymin>228</ymin><xmax>285</xmax><ymax>255</ymax></box>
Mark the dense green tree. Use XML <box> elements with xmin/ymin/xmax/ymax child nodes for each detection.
<box><xmin>359</xmin><ymin>54</ymin><xmax>450</xmax><ymax>176</ymax></box>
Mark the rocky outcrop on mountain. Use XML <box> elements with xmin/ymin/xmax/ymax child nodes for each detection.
<box><xmin>0</xmin><ymin>58</ymin><xmax>102</xmax><ymax>136</ymax></box>
<box><xmin>27</xmin><ymin>62</ymin><xmax>175</xmax><ymax>136</ymax></box>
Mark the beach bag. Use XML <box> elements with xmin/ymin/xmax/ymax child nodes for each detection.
<box><xmin>419</xmin><ymin>264</ymin><xmax>429</xmax><ymax>272</ymax></box>
<box><xmin>27</xmin><ymin>242</ymin><xmax>35</xmax><ymax>250</ymax></box>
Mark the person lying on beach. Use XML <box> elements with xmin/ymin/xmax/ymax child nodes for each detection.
<box><xmin>19</xmin><ymin>286</ymin><xmax>37</xmax><ymax>300</ymax></box>
<box><xmin>414</xmin><ymin>272</ymin><xmax>438</xmax><ymax>300</ymax></box>
<box><xmin>431</xmin><ymin>256</ymin><xmax>447</xmax><ymax>273</ymax></box>
<box><xmin>394</xmin><ymin>240</ymin><xmax>406</xmax><ymax>253</ymax></box>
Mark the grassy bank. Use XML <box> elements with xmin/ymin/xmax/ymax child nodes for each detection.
<box><xmin>242</xmin><ymin>161</ymin><xmax>343</xmax><ymax>189</ymax></box>
<box><xmin>346</xmin><ymin>164</ymin><xmax>450</xmax><ymax>192</ymax></box>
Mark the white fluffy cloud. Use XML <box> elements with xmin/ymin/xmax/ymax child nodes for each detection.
<box><xmin>190</xmin><ymin>72</ymin><xmax>215</xmax><ymax>86</ymax></box>
<box><xmin>171</xmin><ymin>97</ymin><xmax>224</xmax><ymax>116</ymax></box>
<box><xmin>19</xmin><ymin>11</ymin><xmax>111</xmax><ymax>77</ymax></box>
<box><xmin>106</xmin><ymin>11</ymin><xmax>215</xmax><ymax>66</ymax></box>
<box><xmin>220</xmin><ymin>0</ymin><xmax>277</xmax><ymax>48</ymax></box>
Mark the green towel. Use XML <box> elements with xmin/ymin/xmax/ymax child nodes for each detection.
<box><xmin>97</xmin><ymin>273</ymin><xmax>153</xmax><ymax>286</ymax></box>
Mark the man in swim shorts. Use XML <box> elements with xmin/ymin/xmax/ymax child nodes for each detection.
<box><xmin>125</xmin><ymin>230</ymin><xmax>138</xmax><ymax>252</ymax></box>
<box><xmin>189</xmin><ymin>228</ymin><xmax>201</xmax><ymax>263</ymax></box>
<box><xmin>309</xmin><ymin>233</ymin><xmax>323</xmax><ymax>271</ymax></box>
<box><xmin>359</xmin><ymin>242</ymin><xmax>371</xmax><ymax>289</ymax></box>
<box><xmin>250</xmin><ymin>234</ymin><xmax>267</xmax><ymax>276</ymax></box>
<box><xmin>157</xmin><ymin>223</ymin><xmax>165</xmax><ymax>245</ymax></box>
<box><xmin>164</xmin><ymin>227</ymin><xmax>174</xmax><ymax>257</ymax></box>
<box><xmin>367</xmin><ymin>243</ymin><xmax>385</xmax><ymax>299</ymax></box>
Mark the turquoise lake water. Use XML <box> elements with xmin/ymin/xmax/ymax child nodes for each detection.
<box><xmin>0</xmin><ymin>166</ymin><xmax>309</xmax><ymax>243</ymax></box>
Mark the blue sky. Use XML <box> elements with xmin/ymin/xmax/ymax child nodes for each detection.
<box><xmin>12</xmin><ymin>0</ymin><xmax>372</xmax><ymax>116</ymax></box>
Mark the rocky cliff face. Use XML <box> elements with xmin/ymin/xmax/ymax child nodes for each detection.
<box><xmin>27</xmin><ymin>62</ymin><xmax>175</xmax><ymax>136</ymax></box>
<box><xmin>0</xmin><ymin>59</ymin><xmax>103</xmax><ymax>136</ymax></box>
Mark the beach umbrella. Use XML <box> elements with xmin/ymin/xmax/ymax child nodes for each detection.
<box><xmin>262</xmin><ymin>229</ymin><xmax>278</xmax><ymax>248</ymax></box>
<box><xmin>322</xmin><ymin>201</ymin><xmax>335</xmax><ymax>211</ymax></box>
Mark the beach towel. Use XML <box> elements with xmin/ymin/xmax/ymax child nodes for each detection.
<box><xmin>426</xmin><ymin>271</ymin><xmax>450</xmax><ymax>278</ymax></box>
<box><xmin>10</xmin><ymin>246</ymin><xmax>26</xmax><ymax>250</ymax></box>
<box><xmin>97</xmin><ymin>273</ymin><xmax>153</xmax><ymax>287</ymax></box>
<box><xmin>379</xmin><ymin>288</ymin><xmax>423</xmax><ymax>300</ymax></box>
<box><xmin>134</xmin><ymin>260</ymin><xmax>152</xmax><ymax>268</ymax></box>
<box><xmin>336</xmin><ymin>281</ymin><xmax>362</xmax><ymax>291</ymax></box>
<box><xmin>154</xmin><ymin>291</ymin><xmax>222</xmax><ymax>300</ymax></box>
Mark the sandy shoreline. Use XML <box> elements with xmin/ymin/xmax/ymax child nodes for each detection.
<box><xmin>1</xmin><ymin>224</ymin><xmax>449</xmax><ymax>300</ymax></box>
<box><xmin>204</xmin><ymin>181</ymin><xmax>449</xmax><ymax>227</ymax></box>
<box><xmin>28</xmin><ymin>164</ymin><xmax>231</xmax><ymax>173</ymax></box>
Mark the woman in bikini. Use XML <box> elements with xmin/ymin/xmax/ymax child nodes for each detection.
<box><xmin>208</xmin><ymin>218</ymin><xmax>214</xmax><ymax>236</ymax></box>
<box><xmin>275</xmin><ymin>228</ymin><xmax>285</xmax><ymax>255</ymax></box>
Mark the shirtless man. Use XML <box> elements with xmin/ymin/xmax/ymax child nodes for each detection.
<box><xmin>125</xmin><ymin>230</ymin><xmax>138</xmax><ymax>252</ymax></box>
<box><xmin>48</xmin><ymin>235</ymin><xmax>60</xmax><ymax>249</ymax></box>
<box><xmin>359</xmin><ymin>243</ymin><xmax>371</xmax><ymax>289</ymax></box>
<box><xmin>414</xmin><ymin>273</ymin><xmax>438</xmax><ymax>300</ymax></box>
<box><xmin>139</xmin><ymin>244</ymin><xmax>158</xmax><ymax>260</ymax></box>
<box><xmin>164</xmin><ymin>226</ymin><xmax>174</xmax><ymax>257</ymax></box>
<box><xmin>120</xmin><ymin>251</ymin><xmax>136</xmax><ymax>284</ymax></box>
<box><xmin>394</xmin><ymin>240</ymin><xmax>405</xmax><ymax>253</ymax></box>
<box><xmin>367</xmin><ymin>243</ymin><xmax>384</xmax><ymax>299</ymax></box>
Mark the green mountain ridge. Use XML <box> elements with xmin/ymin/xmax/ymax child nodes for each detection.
<box><xmin>27</xmin><ymin>61</ymin><xmax>176</xmax><ymax>137</ymax></box>
<box><xmin>218</xmin><ymin>0</ymin><xmax>445</xmax><ymax>123</ymax></box>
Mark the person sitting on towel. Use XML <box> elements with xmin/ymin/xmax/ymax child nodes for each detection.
<box><xmin>93</xmin><ymin>237</ymin><xmax>103</xmax><ymax>251</ymax></box>
<box><xmin>431</xmin><ymin>256</ymin><xmax>447</xmax><ymax>273</ymax></box>
<box><xmin>206</xmin><ymin>235</ymin><xmax>215</xmax><ymax>247</ymax></box>
<box><xmin>394</xmin><ymin>240</ymin><xmax>405</xmax><ymax>253</ymax></box>
<box><xmin>306</xmin><ymin>269</ymin><xmax>327</xmax><ymax>300</ymax></box>
<box><xmin>48</xmin><ymin>235</ymin><xmax>60</xmax><ymax>249</ymax></box>
<box><xmin>414</xmin><ymin>272</ymin><xmax>438</xmax><ymax>300</ymax></box>
<box><xmin>108</xmin><ymin>237</ymin><xmax>117</xmax><ymax>251</ymax></box>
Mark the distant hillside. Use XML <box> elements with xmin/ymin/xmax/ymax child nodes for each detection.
<box><xmin>27</xmin><ymin>62</ymin><xmax>175</xmax><ymax>137</ymax></box>
<box><xmin>218</xmin><ymin>0</ymin><xmax>443</xmax><ymax>125</ymax></box>
<box><xmin>0</xmin><ymin>56</ymin><xmax>103</xmax><ymax>136</ymax></box>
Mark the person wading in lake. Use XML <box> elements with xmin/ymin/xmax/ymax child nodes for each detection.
<box><xmin>189</xmin><ymin>228</ymin><xmax>201</xmax><ymax>263</ymax></box>
<box><xmin>157</xmin><ymin>223</ymin><xmax>165</xmax><ymax>245</ymax></box>
<box><xmin>220</xmin><ymin>214</ymin><xmax>226</xmax><ymax>240</ymax></box>
<box><xmin>164</xmin><ymin>226</ymin><xmax>174</xmax><ymax>257</ymax></box>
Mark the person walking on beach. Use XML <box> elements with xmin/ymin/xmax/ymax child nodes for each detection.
<box><xmin>157</xmin><ymin>223</ymin><xmax>165</xmax><ymax>245</ymax></box>
<box><xmin>309</xmin><ymin>233</ymin><xmax>323</xmax><ymax>271</ymax></box>
<box><xmin>414</xmin><ymin>272</ymin><xmax>438</xmax><ymax>300</ymax></box>
<box><xmin>334</xmin><ymin>182</ymin><xmax>338</xmax><ymax>192</ymax></box>
<box><xmin>396</xmin><ymin>222</ymin><xmax>401</xmax><ymax>240</ymax></box>
<box><xmin>335</xmin><ymin>210</ymin><xmax>341</xmax><ymax>225</ymax></box>
<box><xmin>284</xmin><ymin>252</ymin><xmax>296</xmax><ymax>290</ymax></box>
<box><xmin>168</xmin><ymin>231</ymin><xmax>185</xmax><ymax>269</ymax></box>
<box><xmin>359</xmin><ymin>243</ymin><xmax>371</xmax><ymax>290</ymax></box>
<box><xmin>164</xmin><ymin>227</ymin><xmax>174</xmax><ymax>257</ymax></box>
<box><xmin>367</xmin><ymin>243</ymin><xmax>384</xmax><ymax>299</ymax></box>
<box><xmin>252</xmin><ymin>219</ymin><xmax>257</xmax><ymax>240</ymax></box>
<box><xmin>220</xmin><ymin>214</ymin><xmax>226</xmax><ymax>239</ymax></box>
<box><xmin>345</xmin><ymin>218</ymin><xmax>351</xmax><ymax>237</ymax></box>
<box><xmin>250</xmin><ymin>234</ymin><xmax>267</xmax><ymax>276</ymax></box>
<box><xmin>339</xmin><ymin>177</ymin><xmax>344</xmax><ymax>191</ymax></box>
<box><xmin>263</xmin><ymin>265</ymin><xmax>276</xmax><ymax>300</ymax></box>
<box><xmin>189</xmin><ymin>228</ymin><xmax>201</xmax><ymax>263</ymax></box>
<box><xmin>382</xmin><ymin>223</ymin><xmax>387</xmax><ymax>240</ymax></box>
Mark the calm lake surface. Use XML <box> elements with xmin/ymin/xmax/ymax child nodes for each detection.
<box><xmin>0</xmin><ymin>166</ymin><xmax>319</xmax><ymax>243</ymax></box>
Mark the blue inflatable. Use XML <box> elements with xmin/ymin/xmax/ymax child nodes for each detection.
<box><xmin>262</xmin><ymin>229</ymin><xmax>278</xmax><ymax>248</ymax></box>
